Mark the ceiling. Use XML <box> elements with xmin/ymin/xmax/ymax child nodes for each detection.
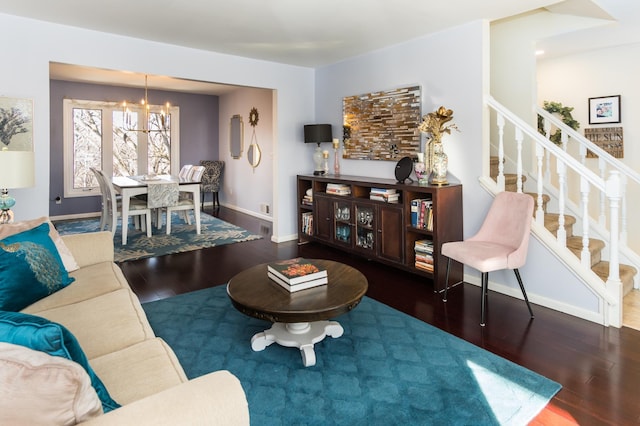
<box><xmin>1</xmin><ymin>0</ymin><xmax>637</xmax><ymax>93</ymax></box>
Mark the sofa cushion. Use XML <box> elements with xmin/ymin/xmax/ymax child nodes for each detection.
<box><xmin>0</xmin><ymin>342</ymin><xmax>103</xmax><ymax>425</ymax></box>
<box><xmin>32</xmin><ymin>289</ymin><xmax>155</xmax><ymax>359</ymax></box>
<box><xmin>0</xmin><ymin>216</ymin><xmax>79</xmax><ymax>272</ymax></box>
<box><xmin>0</xmin><ymin>223</ymin><xmax>75</xmax><ymax>311</ymax></box>
<box><xmin>90</xmin><ymin>338</ymin><xmax>188</xmax><ymax>405</ymax></box>
<box><xmin>0</xmin><ymin>310</ymin><xmax>120</xmax><ymax>413</ymax></box>
<box><xmin>23</xmin><ymin>261</ymin><xmax>129</xmax><ymax>313</ymax></box>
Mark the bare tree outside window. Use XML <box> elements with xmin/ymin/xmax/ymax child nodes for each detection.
<box><xmin>112</xmin><ymin>110</ymin><xmax>138</xmax><ymax>177</ymax></box>
<box><xmin>63</xmin><ymin>99</ymin><xmax>179</xmax><ymax>198</ymax></box>
<box><xmin>148</xmin><ymin>112</ymin><xmax>171</xmax><ymax>175</ymax></box>
<box><xmin>72</xmin><ymin>108</ymin><xmax>102</xmax><ymax>189</ymax></box>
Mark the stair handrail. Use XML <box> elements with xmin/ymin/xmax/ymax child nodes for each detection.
<box><xmin>536</xmin><ymin>106</ymin><xmax>640</xmax><ymax>186</ymax></box>
<box><xmin>485</xmin><ymin>94</ymin><xmax>624</xmax><ymax>327</ymax></box>
<box><xmin>485</xmin><ymin>96</ymin><xmax>604</xmax><ymax>190</ymax></box>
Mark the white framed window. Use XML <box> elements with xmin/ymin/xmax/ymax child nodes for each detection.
<box><xmin>62</xmin><ymin>99</ymin><xmax>180</xmax><ymax>198</ymax></box>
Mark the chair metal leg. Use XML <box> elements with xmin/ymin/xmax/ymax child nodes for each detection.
<box><xmin>443</xmin><ymin>257</ymin><xmax>451</xmax><ymax>301</ymax></box>
<box><xmin>480</xmin><ymin>272</ymin><xmax>489</xmax><ymax>326</ymax></box>
<box><xmin>513</xmin><ymin>269</ymin><xmax>534</xmax><ymax>319</ymax></box>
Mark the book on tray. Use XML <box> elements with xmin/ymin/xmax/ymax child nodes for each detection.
<box><xmin>267</xmin><ymin>257</ymin><xmax>328</xmax><ymax>285</ymax></box>
<box><xmin>268</xmin><ymin>272</ymin><xmax>328</xmax><ymax>292</ymax></box>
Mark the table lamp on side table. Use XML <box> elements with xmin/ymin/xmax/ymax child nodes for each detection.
<box><xmin>0</xmin><ymin>150</ymin><xmax>35</xmax><ymax>224</ymax></box>
<box><xmin>304</xmin><ymin>124</ymin><xmax>333</xmax><ymax>176</ymax></box>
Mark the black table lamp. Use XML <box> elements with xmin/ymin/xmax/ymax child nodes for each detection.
<box><xmin>304</xmin><ymin>124</ymin><xmax>332</xmax><ymax>175</ymax></box>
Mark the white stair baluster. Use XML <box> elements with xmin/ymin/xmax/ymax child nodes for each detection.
<box><xmin>497</xmin><ymin>113</ymin><xmax>505</xmax><ymax>191</ymax></box>
<box><xmin>556</xmin><ymin>159</ymin><xmax>567</xmax><ymax>247</ymax></box>
<box><xmin>516</xmin><ymin>127</ymin><xmax>523</xmax><ymax>193</ymax></box>
<box><xmin>535</xmin><ymin>142</ymin><xmax>545</xmax><ymax>226</ymax></box>
<box><xmin>580</xmin><ymin>176</ymin><xmax>591</xmax><ymax>268</ymax></box>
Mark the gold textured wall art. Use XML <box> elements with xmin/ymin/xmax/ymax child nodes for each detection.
<box><xmin>343</xmin><ymin>85</ymin><xmax>421</xmax><ymax>161</ymax></box>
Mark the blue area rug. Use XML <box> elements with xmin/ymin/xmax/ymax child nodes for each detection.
<box><xmin>142</xmin><ymin>286</ymin><xmax>561</xmax><ymax>425</ymax></box>
<box><xmin>53</xmin><ymin>212</ymin><xmax>262</xmax><ymax>263</ymax></box>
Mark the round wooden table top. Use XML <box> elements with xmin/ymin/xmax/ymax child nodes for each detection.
<box><xmin>227</xmin><ymin>259</ymin><xmax>368</xmax><ymax>323</ymax></box>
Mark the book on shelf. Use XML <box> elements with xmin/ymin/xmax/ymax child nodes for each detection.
<box><xmin>268</xmin><ymin>272</ymin><xmax>328</xmax><ymax>292</ymax></box>
<box><xmin>415</xmin><ymin>261</ymin><xmax>434</xmax><ymax>272</ymax></box>
<box><xmin>415</xmin><ymin>253</ymin><xmax>433</xmax><ymax>264</ymax></box>
<box><xmin>414</xmin><ymin>239</ymin><xmax>433</xmax><ymax>253</ymax></box>
<box><xmin>326</xmin><ymin>183</ymin><xmax>351</xmax><ymax>195</ymax></box>
<box><xmin>370</xmin><ymin>188</ymin><xmax>397</xmax><ymax>195</ymax></box>
<box><xmin>411</xmin><ymin>199</ymin><xmax>433</xmax><ymax>230</ymax></box>
<box><xmin>301</xmin><ymin>211</ymin><xmax>314</xmax><ymax>236</ymax></box>
<box><xmin>369</xmin><ymin>192</ymin><xmax>400</xmax><ymax>203</ymax></box>
<box><xmin>266</xmin><ymin>257</ymin><xmax>328</xmax><ymax>285</ymax></box>
<box><xmin>302</xmin><ymin>194</ymin><xmax>313</xmax><ymax>206</ymax></box>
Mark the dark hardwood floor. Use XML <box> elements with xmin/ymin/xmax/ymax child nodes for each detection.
<box><xmin>121</xmin><ymin>207</ymin><xmax>640</xmax><ymax>425</ymax></box>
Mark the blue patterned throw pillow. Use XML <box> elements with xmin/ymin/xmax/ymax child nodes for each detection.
<box><xmin>0</xmin><ymin>310</ymin><xmax>120</xmax><ymax>413</ymax></box>
<box><xmin>0</xmin><ymin>222</ymin><xmax>75</xmax><ymax>311</ymax></box>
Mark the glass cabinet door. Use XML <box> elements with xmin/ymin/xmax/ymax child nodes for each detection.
<box><xmin>333</xmin><ymin>201</ymin><xmax>352</xmax><ymax>244</ymax></box>
<box><xmin>355</xmin><ymin>204</ymin><xmax>375</xmax><ymax>253</ymax></box>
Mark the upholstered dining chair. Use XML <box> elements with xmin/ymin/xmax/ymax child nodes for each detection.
<box><xmin>441</xmin><ymin>191</ymin><xmax>535</xmax><ymax>326</ymax></box>
<box><xmin>90</xmin><ymin>168</ymin><xmax>152</xmax><ymax>244</ymax></box>
<box><xmin>165</xmin><ymin>165</ymin><xmax>205</xmax><ymax>234</ymax></box>
<box><xmin>178</xmin><ymin>164</ymin><xmax>193</xmax><ymax>179</ymax></box>
<box><xmin>200</xmin><ymin>160</ymin><xmax>224</xmax><ymax>209</ymax></box>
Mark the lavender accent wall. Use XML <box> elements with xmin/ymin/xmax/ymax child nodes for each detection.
<box><xmin>49</xmin><ymin>79</ymin><xmax>219</xmax><ymax>216</ymax></box>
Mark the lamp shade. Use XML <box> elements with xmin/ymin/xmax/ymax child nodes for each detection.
<box><xmin>0</xmin><ymin>151</ymin><xmax>35</xmax><ymax>189</ymax></box>
<box><xmin>304</xmin><ymin>124</ymin><xmax>332</xmax><ymax>144</ymax></box>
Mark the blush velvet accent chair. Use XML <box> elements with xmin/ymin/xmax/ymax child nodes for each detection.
<box><xmin>200</xmin><ymin>160</ymin><xmax>224</xmax><ymax>209</ymax></box>
<box><xmin>441</xmin><ymin>191</ymin><xmax>535</xmax><ymax>326</ymax></box>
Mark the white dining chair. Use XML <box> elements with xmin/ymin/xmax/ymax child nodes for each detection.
<box><xmin>91</xmin><ymin>168</ymin><xmax>152</xmax><ymax>244</ymax></box>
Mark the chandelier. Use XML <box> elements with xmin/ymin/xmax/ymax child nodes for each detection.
<box><xmin>121</xmin><ymin>74</ymin><xmax>170</xmax><ymax>134</ymax></box>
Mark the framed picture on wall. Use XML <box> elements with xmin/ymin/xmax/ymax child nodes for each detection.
<box><xmin>588</xmin><ymin>95</ymin><xmax>621</xmax><ymax>124</ymax></box>
<box><xmin>0</xmin><ymin>97</ymin><xmax>33</xmax><ymax>151</ymax></box>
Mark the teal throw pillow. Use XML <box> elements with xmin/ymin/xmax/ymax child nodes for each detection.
<box><xmin>0</xmin><ymin>310</ymin><xmax>120</xmax><ymax>413</ymax></box>
<box><xmin>0</xmin><ymin>222</ymin><xmax>75</xmax><ymax>311</ymax></box>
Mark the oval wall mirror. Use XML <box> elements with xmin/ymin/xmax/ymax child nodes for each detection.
<box><xmin>230</xmin><ymin>114</ymin><xmax>243</xmax><ymax>159</ymax></box>
<box><xmin>247</xmin><ymin>142</ymin><xmax>261</xmax><ymax>169</ymax></box>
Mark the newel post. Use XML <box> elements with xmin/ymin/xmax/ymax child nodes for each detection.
<box><xmin>605</xmin><ymin>170</ymin><xmax>622</xmax><ymax>327</ymax></box>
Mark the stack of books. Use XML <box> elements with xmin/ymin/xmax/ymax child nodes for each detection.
<box><xmin>414</xmin><ymin>239</ymin><xmax>434</xmax><ymax>272</ymax></box>
<box><xmin>267</xmin><ymin>257</ymin><xmax>328</xmax><ymax>292</ymax></box>
<box><xmin>369</xmin><ymin>188</ymin><xmax>399</xmax><ymax>203</ymax></box>
<box><xmin>301</xmin><ymin>212</ymin><xmax>313</xmax><ymax>236</ymax></box>
<box><xmin>302</xmin><ymin>188</ymin><xmax>313</xmax><ymax>206</ymax></box>
<box><xmin>410</xmin><ymin>198</ymin><xmax>433</xmax><ymax>231</ymax></box>
<box><xmin>326</xmin><ymin>183</ymin><xmax>351</xmax><ymax>196</ymax></box>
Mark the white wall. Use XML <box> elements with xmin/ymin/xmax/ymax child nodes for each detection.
<box><xmin>0</xmin><ymin>12</ymin><xmax>314</xmax><ymax>242</ymax></box>
<box><xmin>538</xmin><ymin>42</ymin><xmax>640</xmax><ymax>253</ymax></box>
<box><xmin>219</xmin><ymin>88</ymin><xmax>274</xmax><ymax>220</ymax></box>
<box><xmin>316</xmin><ymin>20</ymin><xmax>488</xmax><ymax>235</ymax></box>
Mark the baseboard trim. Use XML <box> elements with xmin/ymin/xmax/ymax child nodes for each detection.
<box><xmin>462</xmin><ymin>272</ymin><xmax>604</xmax><ymax>325</ymax></box>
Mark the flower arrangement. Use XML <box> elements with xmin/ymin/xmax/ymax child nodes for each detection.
<box><xmin>418</xmin><ymin>106</ymin><xmax>459</xmax><ymax>144</ymax></box>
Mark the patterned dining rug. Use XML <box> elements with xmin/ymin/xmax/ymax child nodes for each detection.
<box><xmin>143</xmin><ymin>285</ymin><xmax>562</xmax><ymax>425</ymax></box>
<box><xmin>53</xmin><ymin>212</ymin><xmax>262</xmax><ymax>263</ymax></box>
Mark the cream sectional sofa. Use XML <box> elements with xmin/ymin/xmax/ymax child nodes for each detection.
<box><xmin>17</xmin><ymin>230</ymin><xmax>250</xmax><ymax>425</ymax></box>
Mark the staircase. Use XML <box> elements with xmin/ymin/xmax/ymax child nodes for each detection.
<box><xmin>490</xmin><ymin>157</ymin><xmax>637</xmax><ymax>297</ymax></box>
<box><xmin>484</xmin><ymin>96</ymin><xmax>640</xmax><ymax>327</ymax></box>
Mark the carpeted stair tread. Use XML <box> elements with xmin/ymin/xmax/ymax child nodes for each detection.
<box><xmin>544</xmin><ymin>213</ymin><xmax>576</xmax><ymax>238</ymax></box>
<box><xmin>592</xmin><ymin>261</ymin><xmax>637</xmax><ymax>296</ymax></box>
<box><xmin>566</xmin><ymin>236</ymin><xmax>605</xmax><ymax>267</ymax></box>
<box><xmin>523</xmin><ymin>192</ymin><xmax>550</xmax><ymax>214</ymax></box>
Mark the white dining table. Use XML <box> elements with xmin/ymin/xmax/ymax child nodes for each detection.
<box><xmin>111</xmin><ymin>174</ymin><xmax>201</xmax><ymax>245</ymax></box>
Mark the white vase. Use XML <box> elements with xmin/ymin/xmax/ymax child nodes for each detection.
<box><xmin>429</xmin><ymin>143</ymin><xmax>448</xmax><ymax>185</ymax></box>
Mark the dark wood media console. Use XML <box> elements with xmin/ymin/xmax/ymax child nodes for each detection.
<box><xmin>297</xmin><ymin>174</ymin><xmax>463</xmax><ymax>291</ymax></box>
